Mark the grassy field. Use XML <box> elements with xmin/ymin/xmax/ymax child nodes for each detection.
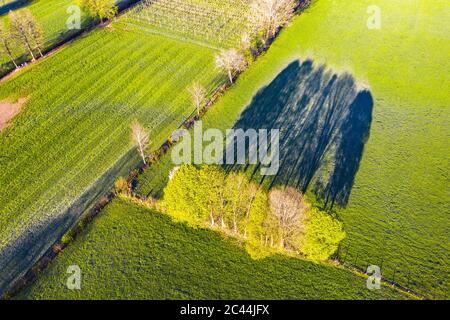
<box><xmin>20</xmin><ymin>198</ymin><xmax>410</xmax><ymax>299</ymax></box>
<box><xmin>136</xmin><ymin>0</ymin><xmax>450</xmax><ymax>298</ymax></box>
<box><xmin>0</xmin><ymin>0</ymin><xmax>132</xmax><ymax>76</ymax></box>
<box><xmin>0</xmin><ymin>5</ymin><xmax>229</xmax><ymax>292</ymax></box>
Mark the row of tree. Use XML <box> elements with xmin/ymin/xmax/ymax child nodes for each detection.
<box><xmin>0</xmin><ymin>9</ymin><xmax>44</xmax><ymax>68</ymax></box>
<box><xmin>161</xmin><ymin>165</ymin><xmax>345</xmax><ymax>261</ymax></box>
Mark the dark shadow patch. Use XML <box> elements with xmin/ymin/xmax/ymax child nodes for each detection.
<box><xmin>226</xmin><ymin>60</ymin><xmax>373</xmax><ymax>209</ymax></box>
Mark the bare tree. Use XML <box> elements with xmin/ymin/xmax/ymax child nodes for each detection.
<box><xmin>131</xmin><ymin>121</ymin><xmax>149</xmax><ymax>165</ymax></box>
<box><xmin>9</xmin><ymin>9</ymin><xmax>44</xmax><ymax>60</ymax></box>
<box><xmin>215</xmin><ymin>49</ymin><xmax>247</xmax><ymax>84</ymax></box>
<box><xmin>188</xmin><ymin>82</ymin><xmax>207</xmax><ymax>117</ymax></box>
<box><xmin>0</xmin><ymin>21</ymin><xmax>18</xmax><ymax>69</ymax></box>
<box><xmin>268</xmin><ymin>187</ymin><xmax>309</xmax><ymax>249</ymax></box>
<box><xmin>249</xmin><ymin>0</ymin><xmax>297</xmax><ymax>45</ymax></box>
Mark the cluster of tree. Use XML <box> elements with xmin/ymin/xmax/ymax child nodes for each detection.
<box><xmin>76</xmin><ymin>0</ymin><xmax>118</xmax><ymax>23</ymax></box>
<box><xmin>0</xmin><ymin>9</ymin><xmax>44</xmax><ymax>68</ymax></box>
<box><xmin>162</xmin><ymin>164</ymin><xmax>346</xmax><ymax>261</ymax></box>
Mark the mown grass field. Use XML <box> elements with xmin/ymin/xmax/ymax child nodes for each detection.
<box><xmin>136</xmin><ymin>0</ymin><xmax>450</xmax><ymax>298</ymax></box>
<box><xmin>0</xmin><ymin>8</ymin><xmax>226</xmax><ymax>292</ymax></box>
<box><xmin>0</xmin><ymin>0</ymin><xmax>132</xmax><ymax>76</ymax></box>
<box><xmin>20</xmin><ymin>198</ymin><xmax>410</xmax><ymax>300</ymax></box>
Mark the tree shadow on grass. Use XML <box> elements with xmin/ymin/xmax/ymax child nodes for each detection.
<box><xmin>228</xmin><ymin>60</ymin><xmax>373</xmax><ymax>210</ymax></box>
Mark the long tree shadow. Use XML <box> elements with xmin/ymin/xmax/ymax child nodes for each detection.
<box><xmin>227</xmin><ymin>60</ymin><xmax>373</xmax><ymax>209</ymax></box>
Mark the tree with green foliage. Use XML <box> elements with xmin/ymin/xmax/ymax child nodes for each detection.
<box><xmin>197</xmin><ymin>165</ymin><xmax>227</xmax><ymax>228</ymax></box>
<box><xmin>9</xmin><ymin>9</ymin><xmax>44</xmax><ymax>61</ymax></box>
<box><xmin>77</xmin><ymin>0</ymin><xmax>118</xmax><ymax>23</ymax></box>
<box><xmin>131</xmin><ymin>121</ymin><xmax>149</xmax><ymax>165</ymax></box>
<box><xmin>0</xmin><ymin>20</ymin><xmax>18</xmax><ymax>68</ymax></box>
<box><xmin>299</xmin><ymin>208</ymin><xmax>346</xmax><ymax>261</ymax></box>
